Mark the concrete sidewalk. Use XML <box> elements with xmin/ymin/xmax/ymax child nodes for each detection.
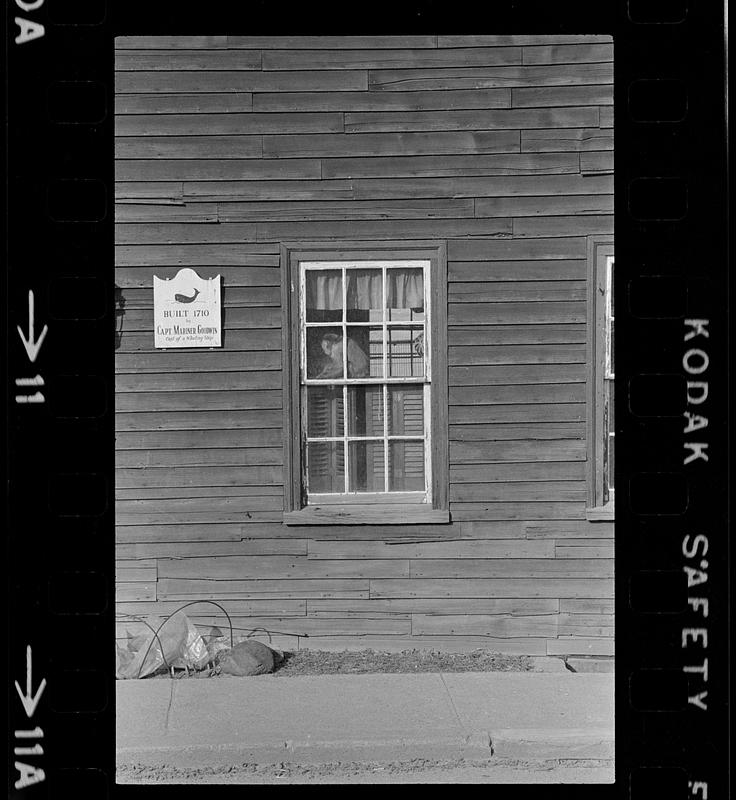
<box><xmin>116</xmin><ymin>672</ymin><xmax>614</xmax><ymax>769</ymax></box>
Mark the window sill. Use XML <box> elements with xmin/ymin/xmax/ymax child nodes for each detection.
<box><xmin>586</xmin><ymin>503</ymin><xmax>615</xmax><ymax>522</ymax></box>
<box><xmin>283</xmin><ymin>503</ymin><xmax>450</xmax><ymax>526</ymax></box>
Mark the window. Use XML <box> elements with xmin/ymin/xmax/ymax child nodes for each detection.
<box><xmin>281</xmin><ymin>243</ymin><xmax>448</xmax><ymax>524</ymax></box>
<box><xmin>587</xmin><ymin>236</ymin><xmax>615</xmax><ymax>519</ymax></box>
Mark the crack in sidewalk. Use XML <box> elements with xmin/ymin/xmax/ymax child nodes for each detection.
<box><xmin>438</xmin><ymin>672</ymin><xmax>469</xmax><ymax>742</ymax></box>
<box><xmin>164</xmin><ymin>680</ymin><xmax>176</xmax><ymax>733</ymax></box>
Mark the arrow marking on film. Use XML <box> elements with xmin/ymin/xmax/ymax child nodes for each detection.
<box><xmin>15</xmin><ymin>646</ymin><xmax>46</xmax><ymax>718</ymax></box>
<box><xmin>17</xmin><ymin>290</ymin><xmax>49</xmax><ymax>363</ymax></box>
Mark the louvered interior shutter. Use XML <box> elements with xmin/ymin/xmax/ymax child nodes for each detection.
<box><xmin>307</xmin><ymin>390</ymin><xmax>344</xmax><ymax>492</ymax></box>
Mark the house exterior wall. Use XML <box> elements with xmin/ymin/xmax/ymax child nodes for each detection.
<box><xmin>114</xmin><ymin>34</ymin><xmax>614</xmax><ymax>657</ymax></box>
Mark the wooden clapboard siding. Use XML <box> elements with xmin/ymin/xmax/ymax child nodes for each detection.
<box><xmin>115</xmin><ymin>246</ymin><xmax>282</xmax><ymax>268</ymax></box>
<box><xmin>437</xmin><ymin>36</ymin><xmax>612</xmax><ymax>48</ymax></box>
<box><xmin>264</xmin><ymin>131</ymin><xmax>522</xmax><ymax>159</ymax></box>
<box><xmin>115</xmin><ymin>447</ymin><xmax>283</xmax><ymax>468</ymax></box>
<box><xmin>449</xmin><ymin>502</ymin><xmax>585</xmax><ymax>521</ymax></box>
<box><xmin>115</xmin><ymin>159</ymin><xmax>324</xmax><ymax>182</ymax></box>
<box><xmin>546</xmin><ymin>637</ymin><xmax>614</xmax><ymax>656</ymax></box>
<box><xmin>115</xmin><ymin>72</ymin><xmax>369</xmax><ymax>95</ymax></box>
<box><xmin>450</xmin><ymin>364</ymin><xmax>583</xmax><ymax>384</ymax></box>
<box><xmin>115</xmin><ymin>34</ymin><xmax>613</xmax><ymax>656</ymax></box>
<box><xmin>157</xmin><ymin>578</ymin><xmax>371</xmax><ymax>600</ymax></box>
<box><xmin>450</xmin><ymin>347</ymin><xmax>585</xmax><ymax>366</ymax></box>
<box><xmin>117</xmin><ymin>599</ymin><xmax>307</xmax><ymax>617</ymax></box>
<box><xmin>117</xmin><ymin>540</ymin><xmax>308</xmax><ymax>559</ymax></box>
<box><xmin>116</xmin><ymin>96</ymin><xmax>256</xmax><ymax>115</ymax></box>
<box><xmin>116</xmin><ymin>389</ymin><xmax>280</xmax><ymax>412</ymax></box>
<box><xmin>521</xmin><ymin>127</ymin><xmax>613</xmax><ymax>152</ymax></box>
<box><xmin>450</xmin><ymin>461</ymin><xmax>584</xmax><ymax>482</ymax></box>
<box><xmin>116</xmin><ymin>112</ymin><xmax>346</xmax><ymax>137</ymax></box>
<box><xmin>307</xmin><ymin>539</ymin><xmax>554</xmax><ymax>560</ymax></box>
<box><xmin>475</xmin><ymin>196</ymin><xmax>612</xmax><ymax>217</ymax></box>
<box><xmin>116</xmin><ymin>486</ymin><xmax>284</xmax><ymax>500</ymax></box>
<box><xmin>115</xmin><ymin>36</ymin><xmax>439</xmax><ymax>50</ymax></box>
<box><xmin>115</xmin><ymin>50</ymin><xmax>264</xmax><ymax>71</ymax></box>
<box><xmin>254</xmin><ymin>89</ymin><xmax>512</xmax><ymax>113</ymax></box>
<box><xmin>511</xmin><ymin>85</ymin><xmax>613</xmax><ymax>108</ymax></box>
<box><xmin>343</xmin><ymin>107</ymin><xmax>600</xmax><ymax>133</ymax></box>
<box><xmin>410</xmin><ymin>559</ymin><xmax>612</xmax><ymax>579</ymax></box>
<box><xmin>350</xmin><ymin>176</ymin><xmax>612</xmax><ymax>201</ymax></box>
<box><xmin>117</xmin><ymin>583</ymin><xmax>156</xmax><ymax>602</ymax></box>
<box><xmin>449</xmin><ymin>483</ymin><xmax>585</xmax><ymax>502</ymax></box>
<box><xmin>412</xmin><ymin>614</ymin><xmax>559</xmax><ymax>637</ymax></box>
<box><xmin>218</xmin><ymin>199</ymin><xmax>476</xmax><ymax>222</ymax></box>
<box><xmin>117</xmin><ymin>616</ymin><xmax>413</xmax><ymax>637</ymax></box>
<box><xmin>448</xmin><ymin>324</ymin><xmax>586</xmax><ymax>344</ymax></box>
<box><xmin>116</xmin><ymin>351</ymin><xmax>280</xmax><ymax>373</ymax></box>
<box><xmin>526</xmin><ymin>521</ymin><xmax>614</xmax><ymax>539</ymax></box>
<box><xmin>560</xmin><ymin>598</ymin><xmax>614</xmax><ymax>614</ymax></box>
<box><xmin>449</xmin><ymin>384</ymin><xmax>585</xmax><ymax>406</ymax></box>
<box><xmin>307</xmin><ymin>598</ymin><xmax>558</xmax><ymax>614</ymax></box>
<box><xmin>556</xmin><ymin>544</ymin><xmax>615</xmax><ymax>559</ymax></box>
<box><xmin>116</xmin><ymin>371</ymin><xmax>281</xmax><ymax>393</ymax></box>
<box><xmin>450</xmin><ymin>439</ymin><xmax>585</xmax><ymax>462</ymax></box>
<box><xmin>261</xmin><ymin>48</ymin><xmax>524</xmax><ymax>71</ymax></box>
<box><xmin>449</xmin><ymin>302</ymin><xmax>586</xmax><ymax>326</ymax></box>
<box><xmin>370</xmin><ymin>578</ymin><xmax>613</xmax><ymax>599</ymax></box>
<box><xmin>116</xmin><ymin>566</ymin><xmax>157</xmax><ymax>582</ymax></box>
<box><xmin>320</xmin><ymin>153</ymin><xmax>580</xmax><ymax>178</ymax></box>
<box><xmin>450</xmin><ymin>403</ymin><xmax>586</xmax><ymax>424</ymax></box>
<box><xmin>368</xmin><ymin>64</ymin><xmax>612</xmax><ymax>91</ymax></box>
<box><xmin>521</xmin><ymin>43</ymin><xmax>613</xmax><ymax>65</ymax></box>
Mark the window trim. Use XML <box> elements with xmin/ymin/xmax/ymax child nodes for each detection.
<box><xmin>586</xmin><ymin>235</ymin><xmax>615</xmax><ymax>521</ymax></box>
<box><xmin>281</xmin><ymin>241</ymin><xmax>449</xmax><ymax>525</ymax></box>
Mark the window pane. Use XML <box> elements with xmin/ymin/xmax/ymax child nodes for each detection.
<box><xmin>387</xmin><ymin>385</ymin><xmax>424</xmax><ymax>435</ymax></box>
<box><xmin>307</xmin><ymin>327</ymin><xmax>344</xmax><ymax>380</ymax></box>
<box><xmin>387</xmin><ymin>267</ymin><xmax>424</xmax><ymax>322</ymax></box>
<box><xmin>307</xmin><ymin>386</ymin><xmax>344</xmax><ymax>438</ymax></box>
<box><xmin>348</xmin><ymin>441</ymin><xmax>385</xmax><ymax>492</ymax></box>
<box><xmin>607</xmin><ymin>380</ymin><xmax>614</xmax><ymax>429</ymax></box>
<box><xmin>607</xmin><ymin>434</ymin><xmax>615</xmax><ymax>491</ymax></box>
<box><xmin>388</xmin><ymin>441</ymin><xmax>425</xmax><ymax>491</ymax></box>
<box><xmin>387</xmin><ymin>326</ymin><xmax>425</xmax><ymax>378</ymax></box>
<box><xmin>346</xmin><ymin>268</ymin><xmax>382</xmax><ymax>322</ymax></box>
<box><xmin>307</xmin><ymin>441</ymin><xmax>345</xmax><ymax>493</ymax></box>
<box><xmin>346</xmin><ymin>326</ymin><xmax>382</xmax><ymax>378</ymax></box>
<box><xmin>305</xmin><ymin>269</ymin><xmax>342</xmax><ymax>322</ymax></box>
<box><xmin>347</xmin><ymin>385</ymin><xmax>383</xmax><ymax>437</ymax></box>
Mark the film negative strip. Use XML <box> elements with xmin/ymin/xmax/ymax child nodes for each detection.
<box><xmin>5</xmin><ymin>1</ymin><xmax>729</xmax><ymax>794</ymax></box>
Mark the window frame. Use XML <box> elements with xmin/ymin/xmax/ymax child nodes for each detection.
<box><xmin>586</xmin><ymin>235</ymin><xmax>615</xmax><ymax>521</ymax></box>
<box><xmin>281</xmin><ymin>241</ymin><xmax>449</xmax><ymax>525</ymax></box>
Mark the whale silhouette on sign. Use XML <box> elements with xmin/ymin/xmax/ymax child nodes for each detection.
<box><xmin>174</xmin><ymin>288</ymin><xmax>200</xmax><ymax>303</ymax></box>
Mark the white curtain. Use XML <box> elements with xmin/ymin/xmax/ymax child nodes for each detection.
<box><xmin>306</xmin><ymin>269</ymin><xmax>423</xmax><ymax>312</ymax></box>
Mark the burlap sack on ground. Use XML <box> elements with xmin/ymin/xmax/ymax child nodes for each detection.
<box><xmin>218</xmin><ymin>640</ymin><xmax>276</xmax><ymax>676</ymax></box>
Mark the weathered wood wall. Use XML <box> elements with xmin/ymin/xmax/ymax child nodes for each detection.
<box><xmin>115</xmin><ymin>35</ymin><xmax>614</xmax><ymax>658</ymax></box>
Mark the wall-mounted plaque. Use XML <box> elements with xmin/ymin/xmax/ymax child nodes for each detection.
<box><xmin>153</xmin><ymin>268</ymin><xmax>222</xmax><ymax>348</ymax></box>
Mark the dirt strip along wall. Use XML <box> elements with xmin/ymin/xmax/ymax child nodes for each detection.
<box><xmin>114</xmin><ymin>35</ymin><xmax>614</xmax><ymax>658</ymax></box>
